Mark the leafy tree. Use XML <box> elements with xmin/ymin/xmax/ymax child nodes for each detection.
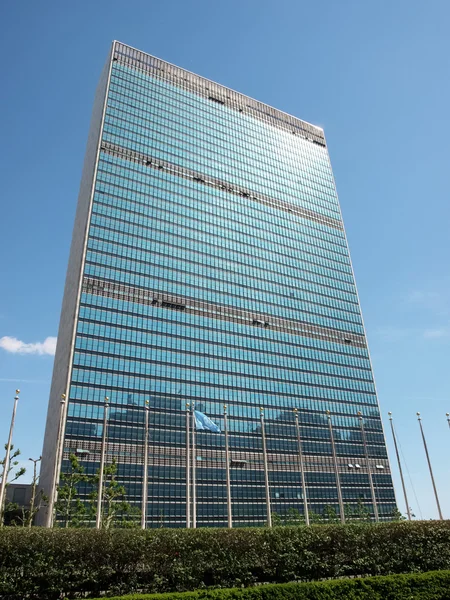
<box><xmin>90</xmin><ymin>458</ymin><xmax>139</xmax><ymax>529</ymax></box>
<box><xmin>308</xmin><ymin>509</ymin><xmax>322</xmax><ymax>524</ymax></box>
<box><xmin>285</xmin><ymin>507</ymin><xmax>305</xmax><ymax>526</ymax></box>
<box><xmin>271</xmin><ymin>508</ymin><xmax>306</xmax><ymax>527</ymax></box>
<box><xmin>2</xmin><ymin>500</ymin><xmax>21</xmax><ymax>527</ymax></box>
<box><xmin>8</xmin><ymin>458</ymin><xmax>48</xmax><ymax>528</ymax></box>
<box><xmin>347</xmin><ymin>498</ymin><xmax>371</xmax><ymax>523</ymax></box>
<box><xmin>322</xmin><ymin>505</ymin><xmax>339</xmax><ymax>523</ymax></box>
<box><xmin>356</xmin><ymin>498</ymin><xmax>372</xmax><ymax>522</ymax></box>
<box><xmin>272</xmin><ymin>503</ymin><xmax>375</xmax><ymax>527</ymax></box>
<box><xmin>271</xmin><ymin>511</ymin><xmax>283</xmax><ymax>527</ymax></box>
<box><xmin>344</xmin><ymin>503</ymin><xmax>355</xmax><ymax>522</ymax></box>
<box><xmin>54</xmin><ymin>453</ymin><xmax>90</xmax><ymax>528</ymax></box>
<box><xmin>389</xmin><ymin>507</ymin><xmax>409</xmax><ymax>521</ymax></box>
<box><xmin>23</xmin><ymin>457</ymin><xmax>47</xmax><ymax>527</ymax></box>
<box><xmin>0</xmin><ymin>445</ymin><xmax>26</xmax><ymax>525</ymax></box>
<box><xmin>158</xmin><ymin>508</ymin><xmax>165</xmax><ymax>528</ymax></box>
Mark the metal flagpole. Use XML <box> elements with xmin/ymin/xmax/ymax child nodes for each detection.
<box><xmin>260</xmin><ymin>408</ymin><xmax>272</xmax><ymax>527</ymax></box>
<box><xmin>96</xmin><ymin>396</ymin><xmax>109</xmax><ymax>529</ymax></box>
<box><xmin>141</xmin><ymin>400</ymin><xmax>150</xmax><ymax>529</ymax></box>
<box><xmin>388</xmin><ymin>412</ymin><xmax>411</xmax><ymax>520</ymax></box>
<box><xmin>191</xmin><ymin>403</ymin><xmax>197</xmax><ymax>529</ymax></box>
<box><xmin>185</xmin><ymin>403</ymin><xmax>191</xmax><ymax>528</ymax></box>
<box><xmin>357</xmin><ymin>412</ymin><xmax>379</xmax><ymax>522</ymax></box>
<box><xmin>417</xmin><ymin>412</ymin><xmax>443</xmax><ymax>520</ymax></box>
<box><xmin>326</xmin><ymin>410</ymin><xmax>345</xmax><ymax>524</ymax></box>
<box><xmin>224</xmin><ymin>404</ymin><xmax>232</xmax><ymax>528</ymax></box>
<box><xmin>0</xmin><ymin>389</ymin><xmax>20</xmax><ymax>526</ymax></box>
<box><xmin>46</xmin><ymin>393</ymin><xmax>67</xmax><ymax>528</ymax></box>
<box><xmin>293</xmin><ymin>409</ymin><xmax>309</xmax><ymax>526</ymax></box>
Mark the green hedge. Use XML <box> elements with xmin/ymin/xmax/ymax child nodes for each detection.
<box><xmin>92</xmin><ymin>570</ymin><xmax>450</xmax><ymax>600</ymax></box>
<box><xmin>1</xmin><ymin>522</ymin><xmax>450</xmax><ymax>598</ymax></box>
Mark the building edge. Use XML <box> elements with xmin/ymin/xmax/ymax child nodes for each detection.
<box><xmin>323</xmin><ymin>132</ymin><xmax>398</xmax><ymax>513</ymax></box>
<box><xmin>37</xmin><ymin>42</ymin><xmax>115</xmax><ymax>525</ymax></box>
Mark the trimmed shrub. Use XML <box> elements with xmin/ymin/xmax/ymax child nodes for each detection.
<box><xmin>90</xmin><ymin>570</ymin><xmax>450</xmax><ymax>600</ymax></box>
<box><xmin>1</xmin><ymin>522</ymin><xmax>450</xmax><ymax>598</ymax></box>
<box><xmin>92</xmin><ymin>570</ymin><xmax>450</xmax><ymax>600</ymax></box>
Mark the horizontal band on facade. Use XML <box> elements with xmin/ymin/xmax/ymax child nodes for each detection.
<box><xmin>73</xmin><ymin>354</ymin><xmax>375</xmax><ymax>398</ymax></box>
<box><xmin>98</xmin><ymin>135</ymin><xmax>342</xmax><ymax>237</ymax></box>
<box><xmin>106</xmin><ymin>79</ymin><xmax>337</xmax><ymax>212</ymax></box>
<box><xmin>66</xmin><ymin>414</ymin><xmax>386</xmax><ymax>453</ymax></box>
<box><xmin>70</xmin><ymin>384</ymin><xmax>380</xmax><ymax>426</ymax></box>
<box><xmin>67</xmin><ymin>397</ymin><xmax>383</xmax><ymax>433</ymax></box>
<box><xmin>76</xmin><ymin>329</ymin><xmax>373</xmax><ymax>379</ymax></box>
<box><xmin>96</xmin><ymin>159</ymin><xmax>349</xmax><ymax>260</ymax></box>
<box><xmin>100</xmin><ymin>141</ymin><xmax>343</xmax><ymax>231</ymax></box>
<box><xmin>89</xmin><ymin>220</ymin><xmax>354</xmax><ymax>301</ymax></box>
<box><xmin>82</xmin><ymin>276</ymin><xmax>367</xmax><ymax>349</ymax></box>
<box><xmin>72</xmin><ymin>369</ymin><xmax>377</xmax><ymax>413</ymax></box>
<box><xmin>86</xmin><ymin>239</ymin><xmax>360</xmax><ymax>324</ymax></box>
<box><xmin>63</xmin><ymin>439</ymin><xmax>390</xmax><ymax>475</ymax></box>
<box><xmin>85</xmin><ymin>257</ymin><xmax>362</xmax><ymax>336</ymax></box>
<box><xmin>113</xmin><ymin>42</ymin><xmax>326</xmax><ymax>148</ymax></box>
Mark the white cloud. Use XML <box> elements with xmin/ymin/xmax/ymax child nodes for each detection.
<box><xmin>0</xmin><ymin>336</ymin><xmax>57</xmax><ymax>356</ymax></box>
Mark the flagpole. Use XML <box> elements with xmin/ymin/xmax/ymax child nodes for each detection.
<box><xmin>96</xmin><ymin>396</ymin><xmax>109</xmax><ymax>529</ymax></box>
<box><xmin>417</xmin><ymin>412</ymin><xmax>443</xmax><ymax>520</ymax></box>
<box><xmin>0</xmin><ymin>389</ymin><xmax>20</xmax><ymax>526</ymax></box>
<box><xmin>357</xmin><ymin>412</ymin><xmax>379</xmax><ymax>522</ymax></box>
<box><xmin>46</xmin><ymin>393</ymin><xmax>67</xmax><ymax>528</ymax></box>
<box><xmin>141</xmin><ymin>400</ymin><xmax>149</xmax><ymax>529</ymax></box>
<box><xmin>388</xmin><ymin>412</ymin><xmax>411</xmax><ymax>521</ymax></box>
<box><xmin>51</xmin><ymin>393</ymin><xmax>68</xmax><ymax>528</ymax></box>
<box><xmin>260</xmin><ymin>408</ymin><xmax>272</xmax><ymax>527</ymax></box>
<box><xmin>326</xmin><ymin>411</ymin><xmax>345</xmax><ymax>524</ymax></box>
<box><xmin>293</xmin><ymin>409</ymin><xmax>309</xmax><ymax>526</ymax></box>
<box><xmin>224</xmin><ymin>404</ymin><xmax>232</xmax><ymax>528</ymax></box>
<box><xmin>191</xmin><ymin>403</ymin><xmax>197</xmax><ymax>529</ymax></box>
<box><xmin>185</xmin><ymin>403</ymin><xmax>191</xmax><ymax>528</ymax></box>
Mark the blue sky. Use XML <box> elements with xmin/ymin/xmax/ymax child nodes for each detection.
<box><xmin>1</xmin><ymin>0</ymin><xmax>450</xmax><ymax>520</ymax></box>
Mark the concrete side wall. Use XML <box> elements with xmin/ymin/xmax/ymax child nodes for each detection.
<box><xmin>6</xmin><ymin>483</ymin><xmax>33</xmax><ymax>507</ymax></box>
<box><xmin>37</xmin><ymin>45</ymin><xmax>113</xmax><ymax>524</ymax></box>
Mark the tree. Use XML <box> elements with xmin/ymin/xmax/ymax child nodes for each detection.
<box><xmin>389</xmin><ymin>507</ymin><xmax>409</xmax><ymax>521</ymax></box>
<box><xmin>7</xmin><ymin>457</ymin><xmax>48</xmax><ymax>528</ymax></box>
<box><xmin>285</xmin><ymin>507</ymin><xmax>305</xmax><ymax>526</ymax></box>
<box><xmin>350</xmin><ymin>499</ymin><xmax>372</xmax><ymax>523</ymax></box>
<box><xmin>322</xmin><ymin>505</ymin><xmax>339</xmax><ymax>523</ymax></box>
<box><xmin>159</xmin><ymin>508</ymin><xmax>165</xmax><ymax>528</ymax></box>
<box><xmin>54</xmin><ymin>453</ymin><xmax>90</xmax><ymax>527</ymax></box>
<box><xmin>0</xmin><ymin>445</ymin><xmax>26</xmax><ymax>525</ymax></box>
<box><xmin>308</xmin><ymin>509</ymin><xmax>322</xmax><ymax>524</ymax></box>
<box><xmin>90</xmin><ymin>458</ymin><xmax>139</xmax><ymax>529</ymax></box>
<box><xmin>271</xmin><ymin>511</ymin><xmax>283</xmax><ymax>527</ymax></box>
<box><xmin>344</xmin><ymin>503</ymin><xmax>354</xmax><ymax>522</ymax></box>
<box><xmin>23</xmin><ymin>457</ymin><xmax>47</xmax><ymax>527</ymax></box>
<box><xmin>271</xmin><ymin>508</ymin><xmax>306</xmax><ymax>527</ymax></box>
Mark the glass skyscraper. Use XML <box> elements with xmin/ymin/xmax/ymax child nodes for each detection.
<box><xmin>39</xmin><ymin>41</ymin><xmax>396</xmax><ymax>527</ymax></box>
